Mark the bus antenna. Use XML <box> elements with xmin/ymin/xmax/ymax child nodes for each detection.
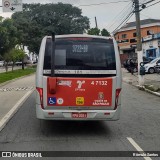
<box><xmin>51</xmin><ymin>32</ymin><xmax>55</xmax><ymax>77</ymax></box>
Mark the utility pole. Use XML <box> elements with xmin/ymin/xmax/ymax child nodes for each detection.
<box><xmin>95</xmin><ymin>17</ymin><xmax>98</xmax><ymax>28</ymax></box>
<box><xmin>133</xmin><ymin>0</ymin><xmax>144</xmax><ymax>86</ymax></box>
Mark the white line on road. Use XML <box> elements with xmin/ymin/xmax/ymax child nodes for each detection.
<box><xmin>0</xmin><ymin>90</ymin><xmax>34</xmax><ymax>132</ymax></box>
<box><xmin>127</xmin><ymin>137</ymin><xmax>152</xmax><ymax>160</ymax></box>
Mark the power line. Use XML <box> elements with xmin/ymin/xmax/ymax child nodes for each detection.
<box><xmin>111</xmin><ymin>3</ymin><xmax>134</xmax><ymax>33</ymax></box>
<box><xmin>107</xmin><ymin>2</ymin><xmax>132</xmax><ymax>31</ymax></box>
<box><xmin>108</xmin><ymin>7</ymin><xmax>133</xmax><ymax>31</ymax></box>
<box><xmin>112</xmin><ymin>10</ymin><xmax>134</xmax><ymax>33</ymax></box>
<box><xmin>112</xmin><ymin>0</ymin><xmax>160</xmax><ymax>33</ymax></box>
<box><xmin>145</xmin><ymin>0</ymin><xmax>160</xmax><ymax>8</ymax></box>
<box><xmin>76</xmin><ymin>1</ymin><xmax>130</xmax><ymax>7</ymax></box>
<box><xmin>143</xmin><ymin>0</ymin><xmax>156</xmax><ymax>5</ymax></box>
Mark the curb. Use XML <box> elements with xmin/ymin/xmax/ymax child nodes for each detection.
<box><xmin>0</xmin><ymin>90</ymin><xmax>34</xmax><ymax>132</ymax></box>
<box><xmin>123</xmin><ymin>79</ymin><xmax>160</xmax><ymax>97</ymax></box>
<box><xmin>0</xmin><ymin>73</ymin><xmax>35</xmax><ymax>87</ymax></box>
<box><xmin>141</xmin><ymin>86</ymin><xmax>160</xmax><ymax>97</ymax></box>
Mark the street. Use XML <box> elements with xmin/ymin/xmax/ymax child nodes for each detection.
<box><xmin>1</xmin><ymin>0</ymin><xmax>160</xmax><ymax>159</ymax></box>
<box><xmin>0</xmin><ymin>82</ymin><xmax>160</xmax><ymax>159</ymax></box>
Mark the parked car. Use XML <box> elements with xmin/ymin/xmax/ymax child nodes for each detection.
<box><xmin>15</xmin><ymin>61</ymin><xmax>22</xmax><ymax>66</ymax></box>
<box><xmin>143</xmin><ymin>56</ymin><xmax>153</xmax><ymax>65</ymax></box>
<box><xmin>155</xmin><ymin>64</ymin><xmax>160</xmax><ymax>74</ymax></box>
<box><xmin>144</xmin><ymin>57</ymin><xmax>160</xmax><ymax>74</ymax></box>
<box><xmin>0</xmin><ymin>61</ymin><xmax>4</xmax><ymax>67</ymax></box>
<box><xmin>8</xmin><ymin>61</ymin><xmax>13</xmax><ymax>66</ymax></box>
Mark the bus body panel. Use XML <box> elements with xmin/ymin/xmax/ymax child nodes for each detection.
<box><xmin>36</xmin><ymin>35</ymin><xmax>122</xmax><ymax>121</ymax></box>
<box><xmin>36</xmin><ymin>105</ymin><xmax>121</xmax><ymax>120</ymax></box>
<box><xmin>43</xmin><ymin>77</ymin><xmax>116</xmax><ymax>110</ymax></box>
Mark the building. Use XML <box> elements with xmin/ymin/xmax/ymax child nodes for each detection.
<box><xmin>114</xmin><ymin>19</ymin><xmax>160</xmax><ymax>63</ymax></box>
<box><xmin>142</xmin><ymin>33</ymin><xmax>160</xmax><ymax>59</ymax></box>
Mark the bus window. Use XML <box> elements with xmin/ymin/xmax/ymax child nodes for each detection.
<box><xmin>43</xmin><ymin>38</ymin><xmax>116</xmax><ymax>77</ymax></box>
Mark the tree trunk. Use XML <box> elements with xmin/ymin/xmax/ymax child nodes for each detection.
<box><xmin>5</xmin><ymin>62</ymin><xmax>8</xmax><ymax>72</ymax></box>
<box><xmin>22</xmin><ymin>45</ymin><xmax>25</xmax><ymax>70</ymax></box>
<box><xmin>12</xmin><ymin>63</ymin><xmax>14</xmax><ymax>72</ymax></box>
<box><xmin>22</xmin><ymin>59</ymin><xmax>24</xmax><ymax>70</ymax></box>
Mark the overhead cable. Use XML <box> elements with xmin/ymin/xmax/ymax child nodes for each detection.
<box><xmin>76</xmin><ymin>0</ymin><xmax>130</xmax><ymax>7</ymax></box>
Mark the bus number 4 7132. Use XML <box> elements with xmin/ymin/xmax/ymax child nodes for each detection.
<box><xmin>91</xmin><ymin>81</ymin><xmax>107</xmax><ymax>86</ymax></box>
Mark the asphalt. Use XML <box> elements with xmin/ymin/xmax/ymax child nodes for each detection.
<box><xmin>0</xmin><ymin>74</ymin><xmax>35</xmax><ymax>131</ymax></box>
<box><xmin>0</xmin><ymin>70</ymin><xmax>160</xmax><ymax>159</ymax></box>
<box><xmin>0</xmin><ymin>83</ymin><xmax>160</xmax><ymax>159</ymax></box>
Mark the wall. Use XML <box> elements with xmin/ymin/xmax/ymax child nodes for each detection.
<box><xmin>115</xmin><ymin>25</ymin><xmax>160</xmax><ymax>49</ymax></box>
<box><xmin>142</xmin><ymin>39</ymin><xmax>160</xmax><ymax>58</ymax></box>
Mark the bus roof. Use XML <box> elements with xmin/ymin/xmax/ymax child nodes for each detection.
<box><xmin>46</xmin><ymin>34</ymin><xmax>113</xmax><ymax>40</ymax></box>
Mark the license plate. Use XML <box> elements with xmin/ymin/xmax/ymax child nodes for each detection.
<box><xmin>72</xmin><ymin>112</ymin><xmax>87</xmax><ymax>118</ymax></box>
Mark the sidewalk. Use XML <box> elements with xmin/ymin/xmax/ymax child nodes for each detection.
<box><xmin>122</xmin><ymin>68</ymin><xmax>160</xmax><ymax>96</ymax></box>
<box><xmin>0</xmin><ymin>74</ymin><xmax>35</xmax><ymax>131</ymax></box>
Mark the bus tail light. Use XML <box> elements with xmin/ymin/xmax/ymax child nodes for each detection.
<box><xmin>36</xmin><ymin>87</ymin><xmax>44</xmax><ymax>109</ymax></box>
<box><xmin>114</xmin><ymin>88</ymin><xmax>121</xmax><ymax>110</ymax></box>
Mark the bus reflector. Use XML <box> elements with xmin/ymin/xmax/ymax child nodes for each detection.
<box><xmin>48</xmin><ymin>112</ymin><xmax>54</xmax><ymax>115</ymax></box>
<box><xmin>104</xmin><ymin>113</ymin><xmax>110</xmax><ymax>115</ymax></box>
<box><xmin>36</xmin><ymin>87</ymin><xmax>44</xmax><ymax>109</ymax></box>
<box><xmin>114</xmin><ymin>88</ymin><xmax>121</xmax><ymax>110</ymax></box>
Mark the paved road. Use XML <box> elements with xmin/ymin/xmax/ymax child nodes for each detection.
<box><xmin>0</xmin><ymin>83</ymin><xmax>160</xmax><ymax>160</ymax></box>
<box><xmin>0</xmin><ymin>74</ymin><xmax>35</xmax><ymax>120</ymax></box>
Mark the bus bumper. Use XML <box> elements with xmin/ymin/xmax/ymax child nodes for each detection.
<box><xmin>36</xmin><ymin>104</ymin><xmax>121</xmax><ymax>121</ymax></box>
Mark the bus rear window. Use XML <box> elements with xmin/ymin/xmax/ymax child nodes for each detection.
<box><xmin>43</xmin><ymin>38</ymin><xmax>116</xmax><ymax>77</ymax></box>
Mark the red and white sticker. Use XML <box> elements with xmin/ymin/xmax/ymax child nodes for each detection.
<box><xmin>57</xmin><ymin>80</ymin><xmax>72</xmax><ymax>87</ymax></box>
<box><xmin>57</xmin><ymin>98</ymin><xmax>64</xmax><ymax>105</ymax></box>
<box><xmin>4</xmin><ymin>1</ymin><xmax>10</xmax><ymax>8</ymax></box>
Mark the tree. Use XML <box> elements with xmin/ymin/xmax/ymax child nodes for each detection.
<box><xmin>0</xmin><ymin>18</ymin><xmax>18</xmax><ymax>57</ymax></box>
<box><xmin>3</xmin><ymin>48</ymin><xmax>25</xmax><ymax>72</ymax></box>
<box><xmin>101</xmin><ymin>28</ymin><xmax>110</xmax><ymax>36</ymax></box>
<box><xmin>88</xmin><ymin>28</ymin><xmax>110</xmax><ymax>36</ymax></box>
<box><xmin>0</xmin><ymin>18</ymin><xmax>18</xmax><ymax>72</ymax></box>
<box><xmin>12</xmin><ymin>3</ymin><xmax>90</xmax><ymax>54</ymax></box>
<box><xmin>10</xmin><ymin>48</ymin><xmax>25</xmax><ymax>71</ymax></box>
<box><xmin>88</xmin><ymin>28</ymin><xmax>100</xmax><ymax>35</ymax></box>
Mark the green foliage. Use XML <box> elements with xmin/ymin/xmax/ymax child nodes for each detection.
<box><xmin>12</xmin><ymin>3</ymin><xmax>90</xmax><ymax>54</ymax></box>
<box><xmin>0</xmin><ymin>68</ymin><xmax>36</xmax><ymax>84</ymax></box>
<box><xmin>3</xmin><ymin>48</ymin><xmax>25</xmax><ymax>62</ymax></box>
<box><xmin>11</xmin><ymin>48</ymin><xmax>25</xmax><ymax>63</ymax></box>
<box><xmin>101</xmin><ymin>28</ymin><xmax>110</xmax><ymax>36</ymax></box>
<box><xmin>3</xmin><ymin>48</ymin><xmax>25</xmax><ymax>72</ymax></box>
<box><xmin>0</xmin><ymin>18</ymin><xmax>18</xmax><ymax>56</ymax></box>
<box><xmin>88</xmin><ymin>28</ymin><xmax>100</xmax><ymax>35</ymax></box>
<box><xmin>88</xmin><ymin>28</ymin><xmax>110</xmax><ymax>36</ymax></box>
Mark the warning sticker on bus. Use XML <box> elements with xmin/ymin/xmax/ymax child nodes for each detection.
<box><xmin>76</xmin><ymin>97</ymin><xmax>84</xmax><ymax>105</ymax></box>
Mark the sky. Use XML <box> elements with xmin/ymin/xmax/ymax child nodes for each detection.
<box><xmin>0</xmin><ymin>0</ymin><xmax>160</xmax><ymax>33</ymax></box>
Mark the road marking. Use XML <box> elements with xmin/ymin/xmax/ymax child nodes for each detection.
<box><xmin>0</xmin><ymin>87</ymin><xmax>34</xmax><ymax>92</ymax></box>
<box><xmin>0</xmin><ymin>90</ymin><xmax>34</xmax><ymax>132</ymax></box>
<box><xmin>127</xmin><ymin>137</ymin><xmax>152</xmax><ymax>160</ymax></box>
